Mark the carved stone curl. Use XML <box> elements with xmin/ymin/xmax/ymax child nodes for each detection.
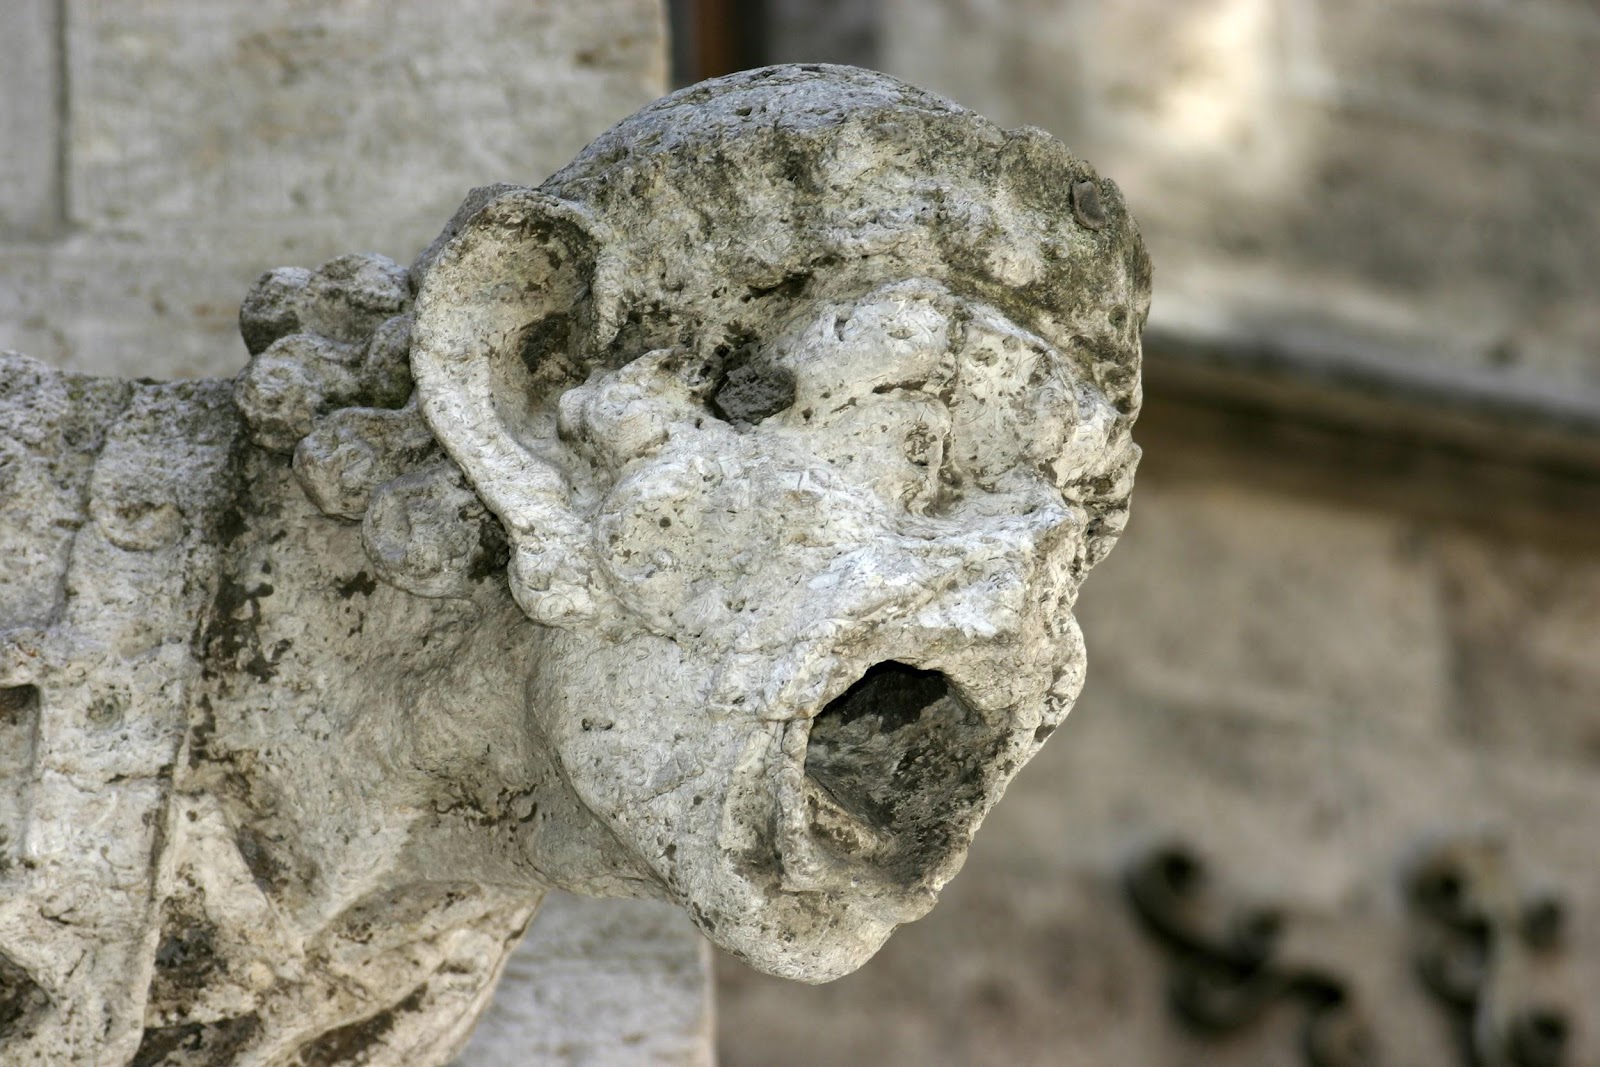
<box><xmin>0</xmin><ymin>65</ymin><xmax>1148</xmax><ymax>1064</ymax></box>
<box><xmin>1125</xmin><ymin>842</ymin><xmax>1376</xmax><ymax>1067</ymax></box>
<box><xmin>1407</xmin><ymin>833</ymin><xmax>1573</xmax><ymax>1067</ymax></box>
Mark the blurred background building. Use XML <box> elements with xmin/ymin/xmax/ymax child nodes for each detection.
<box><xmin>4</xmin><ymin>1</ymin><xmax>1598</xmax><ymax>1064</ymax></box>
<box><xmin>688</xmin><ymin>3</ymin><xmax>1600</xmax><ymax>1065</ymax></box>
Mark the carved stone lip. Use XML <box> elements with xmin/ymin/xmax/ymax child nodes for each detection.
<box><xmin>772</xmin><ymin>659</ymin><xmax>1010</xmax><ymax>923</ymax></box>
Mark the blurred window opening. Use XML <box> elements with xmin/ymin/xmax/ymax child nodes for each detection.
<box><xmin>669</xmin><ymin>0</ymin><xmax>880</xmax><ymax>85</ymax></box>
<box><xmin>669</xmin><ymin>0</ymin><xmax>767</xmax><ymax>85</ymax></box>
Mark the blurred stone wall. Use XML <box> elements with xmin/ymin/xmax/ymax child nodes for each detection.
<box><xmin>1</xmin><ymin>4</ymin><xmax>715</xmax><ymax>1065</ymax></box>
<box><xmin>1</xmin><ymin>0</ymin><xmax>667</xmax><ymax>380</ymax></box>
<box><xmin>882</xmin><ymin>0</ymin><xmax>1600</xmax><ymax>394</ymax></box>
<box><xmin>719</xmin><ymin>2</ymin><xmax>1600</xmax><ymax>1064</ymax></box>
<box><xmin>457</xmin><ymin>894</ymin><xmax>713</xmax><ymax>1067</ymax></box>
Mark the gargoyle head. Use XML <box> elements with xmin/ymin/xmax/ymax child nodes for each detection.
<box><xmin>410</xmin><ymin>65</ymin><xmax>1149</xmax><ymax>981</ymax></box>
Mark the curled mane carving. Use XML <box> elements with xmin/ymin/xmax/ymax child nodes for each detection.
<box><xmin>233</xmin><ymin>252</ymin><xmax>510</xmax><ymax>599</ymax></box>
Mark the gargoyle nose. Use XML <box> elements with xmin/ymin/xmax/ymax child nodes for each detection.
<box><xmin>912</xmin><ymin>502</ymin><xmax>1079</xmax><ymax>638</ymax></box>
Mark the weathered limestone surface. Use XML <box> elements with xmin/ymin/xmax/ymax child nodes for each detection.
<box><xmin>0</xmin><ymin>66</ymin><xmax>1147</xmax><ymax>1064</ymax></box>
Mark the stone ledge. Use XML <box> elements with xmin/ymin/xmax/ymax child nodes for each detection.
<box><xmin>1145</xmin><ymin>323</ymin><xmax>1600</xmax><ymax>492</ymax></box>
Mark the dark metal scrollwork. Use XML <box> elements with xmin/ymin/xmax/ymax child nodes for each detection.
<box><xmin>1407</xmin><ymin>834</ymin><xmax>1571</xmax><ymax>1067</ymax></box>
<box><xmin>1124</xmin><ymin>842</ymin><xmax>1376</xmax><ymax>1067</ymax></box>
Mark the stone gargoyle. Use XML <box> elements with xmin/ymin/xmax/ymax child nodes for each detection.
<box><xmin>0</xmin><ymin>65</ymin><xmax>1149</xmax><ymax>1065</ymax></box>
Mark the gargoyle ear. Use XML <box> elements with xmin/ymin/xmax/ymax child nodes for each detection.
<box><xmin>410</xmin><ymin>187</ymin><xmax>620</xmax><ymax>628</ymax></box>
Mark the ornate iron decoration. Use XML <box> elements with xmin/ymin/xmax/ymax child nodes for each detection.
<box><xmin>1406</xmin><ymin>833</ymin><xmax>1571</xmax><ymax>1067</ymax></box>
<box><xmin>1125</xmin><ymin>835</ymin><xmax>1577</xmax><ymax>1067</ymax></box>
<box><xmin>1124</xmin><ymin>841</ymin><xmax>1375</xmax><ymax>1067</ymax></box>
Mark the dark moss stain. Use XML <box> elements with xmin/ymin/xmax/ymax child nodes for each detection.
<box><xmin>243</xmin><ymin>650</ymin><xmax>280</xmax><ymax>685</ymax></box>
<box><xmin>202</xmin><ymin>568</ymin><xmax>289</xmax><ymax>684</ymax></box>
<box><xmin>149</xmin><ymin>896</ymin><xmax>225</xmax><ymax>1007</ymax></box>
<box><xmin>0</xmin><ymin>684</ymin><xmax>39</xmax><ymax>726</ymax></box>
<box><xmin>0</xmin><ymin>949</ymin><xmax>49</xmax><ymax>1043</ymax></box>
<box><xmin>711</xmin><ymin>325</ymin><xmax>761</xmax><ymax>365</ymax></box>
<box><xmin>780</xmin><ymin>147</ymin><xmax>822</xmax><ymax>196</ymax></box>
<box><xmin>131</xmin><ymin>1014</ymin><xmax>261</xmax><ymax>1067</ymax></box>
<box><xmin>428</xmin><ymin>786</ymin><xmax>540</xmax><ymax>828</ymax></box>
<box><xmin>223</xmin><ymin>811</ymin><xmax>321</xmax><ymax>906</ymax></box>
<box><xmin>517</xmin><ymin>313</ymin><xmax>573</xmax><ymax>378</ymax></box>
<box><xmin>336</xmin><ymin>570</ymin><xmax>378</xmax><ymax>599</ymax></box>
<box><xmin>198</xmin><ymin>440</ymin><xmax>298</xmax><ymax>688</ymax></box>
<box><xmin>188</xmin><ymin>695</ymin><xmax>217</xmax><ymax>768</ymax></box>
<box><xmin>207</xmin><ymin>576</ymin><xmax>254</xmax><ymax>662</ymax></box>
<box><xmin>710</xmin><ymin>362</ymin><xmax>797</xmax><ymax>424</ymax></box>
<box><xmin>609</xmin><ymin>298</ymin><xmax>679</xmax><ymax>367</ymax></box>
<box><xmin>214</xmin><ymin>504</ymin><xmax>247</xmax><ymax>547</ymax></box>
<box><xmin>235</xmin><ymin>823</ymin><xmax>290</xmax><ymax>895</ymax></box>
<box><xmin>132</xmin><ymin>1022</ymin><xmax>205</xmax><ymax>1067</ymax></box>
<box><xmin>742</xmin><ymin>271</ymin><xmax>812</xmax><ymax>302</ymax></box>
<box><xmin>145</xmin><ymin>777</ymin><xmax>171</xmax><ymax>886</ymax></box>
<box><xmin>292</xmin><ymin>984</ymin><xmax>427</xmax><ymax>1066</ymax></box>
<box><xmin>467</xmin><ymin>513</ymin><xmax>510</xmax><ymax>583</ymax></box>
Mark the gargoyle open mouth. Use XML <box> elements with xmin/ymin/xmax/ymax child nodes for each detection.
<box><xmin>773</xmin><ymin>660</ymin><xmax>1012</xmax><ymax>921</ymax></box>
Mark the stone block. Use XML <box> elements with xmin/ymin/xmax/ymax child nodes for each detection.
<box><xmin>0</xmin><ymin>1</ymin><xmax>667</xmax><ymax>379</ymax></box>
<box><xmin>1263</xmin><ymin>102</ymin><xmax>1600</xmax><ymax>383</ymax></box>
<box><xmin>1435</xmin><ymin>530</ymin><xmax>1600</xmax><ymax>767</ymax></box>
<box><xmin>65</xmin><ymin>1</ymin><xmax>666</xmax><ymax>232</ymax></box>
<box><xmin>765</xmin><ymin>0</ymin><xmax>881</xmax><ymax>68</ymax></box>
<box><xmin>882</xmin><ymin>0</ymin><xmax>1095</xmax><ymax>139</ymax></box>
<box><xmin>1075</xmin><ymin>477</ymin><xmax>1452</xmax><ymax>739</ymax></box>
<box><xmin>0</xmin><ymin>0</ymin><xmax>59</xmax><ymax>238</ymax></box>
<box><xmin>1304</xmin><ymin>0</ymin><xmax>1600</xmax><ymax>139</ymax></box>
<box><xmin>455</xmin><ymin>894</ymin><xmax>713</xmax><ymax>1067</ymax></box>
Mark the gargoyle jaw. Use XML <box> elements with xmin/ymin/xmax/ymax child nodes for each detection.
<box><xmin>774</xmin><ymin>661</ymin><xmax>1013</xmax><ymax>922</ymax></box>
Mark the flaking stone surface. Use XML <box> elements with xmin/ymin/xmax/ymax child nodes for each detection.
<box><xmin>0</xmin><ymin>64</ymin><xmax>1148</xmax><ymax>1064</ymax></box>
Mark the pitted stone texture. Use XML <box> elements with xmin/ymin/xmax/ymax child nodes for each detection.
<box><xmin>412</xmin><ymin>64</ymin><xmax>1147</xmax><ymax>981</ymax></box>
<box><xmin>2</xmin><ymin>64</ymin><xmax>1145</xmax><ymax>1062</ymax></box>
<box><xmin>234</xmin><ymin>255</ymin><xmax>415</xmax><ymax>453</ymax></box>
<box><xmin>1</xmin><ymin>345</ymin><xmax>558</xmax><ymax>1067</ymax></box>
<box><xmin>238</xmin><ymin>256</ymin><xmax>412</xmax><ymax>358</ymax></box>
<box><xmin>294</xmin><ymin>404</ymin><xmax>441</xmax><ymax>523</ymax></box>
<box><xmin>1</xmin><ymin>354</ymin><xmax>241</xmax><ymax>1063</ymax></box>
<box><xmin>231</xmin><ymin>250</ymin><xmax>510</xmax><ymax>603</ymax></box>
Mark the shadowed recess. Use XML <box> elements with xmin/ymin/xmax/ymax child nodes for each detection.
<box><xmin>0</xmin><ymin>949</ymin><xmax>48</xmax><ymax>1042</ymax></box>
<box><xmin>813</xmin><ymin>661</ymin><xmax>949</xmax><ymax>734</ymax></box>
<box><xmin>803</xmin><ymin>660</ymin><xmax>1007</xmax><ymax>889</ymax></box>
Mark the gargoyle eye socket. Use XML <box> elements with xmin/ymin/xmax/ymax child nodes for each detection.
<box><xmin>708</xmin><ymin>361</ymin><xmax>797</xmax><ymax>424</ymax></box>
